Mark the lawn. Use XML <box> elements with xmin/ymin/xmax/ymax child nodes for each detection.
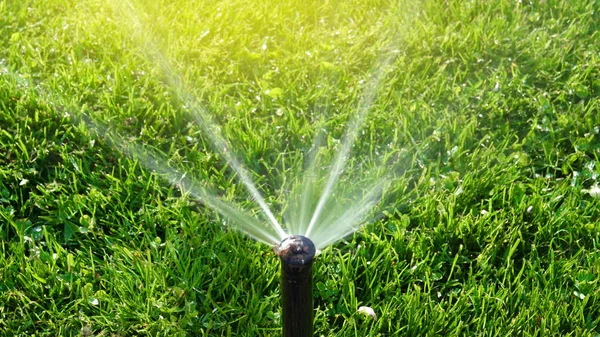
<box><xmin>1</xmin><ymin>0</ymin><xmax>600</xmax><ymax>336</ymax></box>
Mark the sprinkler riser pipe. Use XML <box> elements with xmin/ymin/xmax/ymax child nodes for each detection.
<box><xmin>275</xmin><ymin>235</ymin><xmax>316</xmax><ymax>337</ymax></box>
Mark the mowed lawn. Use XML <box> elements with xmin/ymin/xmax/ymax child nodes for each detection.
<box><xmin>1</xmin><ymin>0</ymin><xmax>600</xmax><ymax>336</ymax></box>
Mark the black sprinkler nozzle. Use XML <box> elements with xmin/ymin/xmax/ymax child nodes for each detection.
<box><xmin>274</xmin><ymin>235</ymin><xmax>316</xmax><ymax>337</ymax></box>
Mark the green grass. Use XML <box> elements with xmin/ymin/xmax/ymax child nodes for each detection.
<box><xmin>1</xmin><ymin>0</ymin><xmax>600</xmax><ymax>335</ymax></box>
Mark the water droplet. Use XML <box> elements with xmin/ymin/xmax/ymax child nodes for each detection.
<box><xmin>454</xmin><ymin>186</ymin><xmax>464</xmax><ymax>196</ymax></box>
<box><xmin>585</xmin><ymin>185</ymin><xmax>600</xmax><ymax>198</ymax></box>
<box><xmin>200</xmin><ymin>29</ymin><xmax>210</xmax><ymax>39</ymax></box>
<box><xmin>585</xmin><ymin>161</ymin><xmax>596</xmax><ymax>171</ymax></box>
<box><xmin>448</xmin><ymin>146</ymin><xmax>458</xmax><ymax>157</ymax></box>
<box><xmin>573</xmin><ymin>291</ymin><xmax>586</xmax><ymax>300</ymax></box>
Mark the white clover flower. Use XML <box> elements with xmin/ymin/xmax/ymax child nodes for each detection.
<box><xmin>357</xmin><ymin>306</ymin><xmax>377</xmax><ymax>320</ymax></box>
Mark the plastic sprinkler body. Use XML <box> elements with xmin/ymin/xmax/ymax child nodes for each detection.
<box><xmin>274</xmin><ymin>235</ymin><xmax>316</xmax><ymax>337</ymax></box>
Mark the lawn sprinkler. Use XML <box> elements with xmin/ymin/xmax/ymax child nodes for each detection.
<box><xmin>274</xmin><ymin>235</ymin><xmax>316</xmax><ymax>337</ymax></box>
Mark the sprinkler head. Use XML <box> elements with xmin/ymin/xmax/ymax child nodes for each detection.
<box><xmin>275</xmin><ymin>235</ymin><xmax>316</xmax><ymax>337</ymax></box>
<box><xmin>274</xmin><ymin>235</ymin><xmax>316</xmax><ymax>265</ymax></box>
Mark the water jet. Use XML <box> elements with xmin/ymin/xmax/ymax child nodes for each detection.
<box><xmin>274</xmin><ymin>235</ymin><xmax>316</xmax><ymax>337</ymax></box>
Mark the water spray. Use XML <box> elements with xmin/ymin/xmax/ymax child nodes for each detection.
<box><xmin>274</xmin><ymin>235</ymin><xmax>316</xmax><ymax>337</ymax></box>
